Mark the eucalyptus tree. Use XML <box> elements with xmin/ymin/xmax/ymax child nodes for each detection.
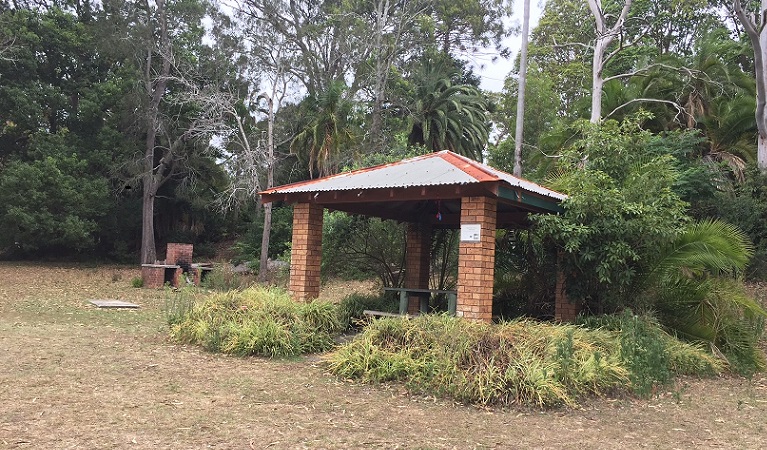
<box><xmin>733</xmin><ymin>0</ymin><xmax>767</xmax><ymax>170</ymax></box>
<box><xmin>585</xmin><ymin>0</ymin><xmax>634</xmax><ymax>123</ymax></box>
<box><xmin>240</xmin><ymin>0</ymin><xmax>370</xmax><ymax>98</ymax></box>
<box><xmin>512</xmin><ymin>0</ymin><xmax>531</xmax><ymax>176</ymax></box>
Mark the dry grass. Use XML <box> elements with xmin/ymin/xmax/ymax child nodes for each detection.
<box><xmin>1</xmin><ymin>262</ymin><xmax>767</xmax><ymax>448</ymax></box>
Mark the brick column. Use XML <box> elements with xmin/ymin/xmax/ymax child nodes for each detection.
<box><xmin>555</xmin><ymin>254</ymin><xmax>581</xmax><ymax>322</ymax></box>
<box><xmin>141</xmin><ymin>265</ymin><xmax>165</xmax><ymax>288</ymax></box>
<box><xmin>405</xmin><ymin>223</ymin><xmax>431</xmax><ymax>314</ymax></box>
<box><xmin>289</xmin><ymin>202</ymin><xmax>323</xmax><ymax>301</ymax></box>
<box><xmin>166</xmin><ymin>243</ymin><xmax>193</xmax><ymax>265</ymax></box>
<box><xmin>456</xmin><ymin>196</ymin><xmax>496</xmax><ymax>322</ymax></box>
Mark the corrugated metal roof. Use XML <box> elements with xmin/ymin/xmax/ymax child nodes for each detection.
<box><xmin>261</xmin><ymin>150</ymin><xmax>566</xmax><ymax>200</ymax></box>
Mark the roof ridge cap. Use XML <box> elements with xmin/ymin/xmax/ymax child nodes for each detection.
<box><xmin>437</xmin><ymin>151</ymin><xmax>500</xmax><ymax>182</ymax></box>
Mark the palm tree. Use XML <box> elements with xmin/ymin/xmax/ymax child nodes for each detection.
<box><xmin>639</xmin><ymin>219</ymin><xmax>766</xmax><ymax>373</ymax></box>
<box><xmin>291</xmin><ymin>81</ymin><xmax>357</xmax><ymax>178</ymax></box>
<box><xmin>406</xmin><ymin>60</ymin><xmax>490</xmax><ymax>161</ymax></box>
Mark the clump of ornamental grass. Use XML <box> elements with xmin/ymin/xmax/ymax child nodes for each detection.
<box><xmin>327</xmin><ymin>314</ymin><xmax>724</xmax><ymax>407</ymax></box>
<box><xmin>170</xmin><ymin>286</ymin><xmax>340</xmax><ymax>357</ymax></box>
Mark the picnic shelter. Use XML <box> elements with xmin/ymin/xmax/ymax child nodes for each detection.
<box><xmin>259</xmin><ymin>150</ymin><xmax>578</xmax><ymax>322</ymax></box>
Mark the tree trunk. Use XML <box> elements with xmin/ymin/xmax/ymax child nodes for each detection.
<box><xmin>369</xmin><ymin>0</ymin><xmax>390</xmax><ymax>151</ymax></box>
<box><xmin>586</xmin><ymin>0</ymin><xmax>632</xmax><ymax>124</ymax></box>
<box><xmin>259</xmin><ymin>202</ymin><xmax>273</xmax><ymax>281</ymax></box>
<box><xmin>140</xmin><ymin>0</ymin><xmax>171</xmax><ymax>264</ymax></box>
<box><xmin>513</xmin><ymin>0</ymin><xmax>531</xmax><ymax>177</ymax></box>
<box><xmin>258</xmin><ymin>92</ymin><xmax>276</xmax><ymax>282</ymax></box>
<box><xmin>141</xmin><ymin>180</ymin><xmax>157</xmax><ymax>263</ymax></box>
<box><xmin>734</xmin><ymin>0</ymin><xmax>767</xmax><ymax>171</ymax></box>
<box><xmin>590</xmin><ymin>39</ymin><xmax>607</xmax><ymax>124</ymax></box>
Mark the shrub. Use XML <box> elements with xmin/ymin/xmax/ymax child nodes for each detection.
<box><xmin>130</xmin><ymin>276</ymin><xmax>143</xmax><ymax>288</ymax></box>
<box><xmin>328</xmin><ymin>314</ymin><xmax>723</xmax><ymax>407</ymax></box>
<box><xmin>578</xmin><ymin>312</ymin><xmax>723</xmax><ymax>396</ymax></box>
<box><xmin>336</xmin><ymin>293</ymin><xmax>399</xmax><ymax>330</ymax></box>
<box><xmin>170</xmin><ymin>286</ymin><xmax>341</xmax><ymax>357</ymax></box>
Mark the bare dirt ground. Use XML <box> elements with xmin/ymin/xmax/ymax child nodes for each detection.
<box><xmin>1</xmin><ymin>262</ymin><xmax>766</xmax><ymax>449</ymax></box>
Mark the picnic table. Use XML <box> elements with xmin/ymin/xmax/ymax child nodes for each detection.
<box><xmin>383</xmin><ymin>287</ymin><xmax>457</xmax><ymax>315</ymax></box>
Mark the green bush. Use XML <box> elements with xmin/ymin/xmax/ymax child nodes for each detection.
<box><xmin>170</xmin><ymin>286</ymin><xmax>341</xmax><ymax>357</ymax></box>
<box><xmin>328</xmin><ymin>314</ymin><xmax>723</xmax><ymax>407</ymax></box>
<box><xmin>130</xmin><ymin>276</ymin><xmax>143</xmax><ymax>288</ymax></box>
<box><xmin>578</xmin><ymin>312</ymin><xmax>723</xmax><ymax>396</ymax></box>
<box><xmin>336</xmin><ymin>293</ymin><xmax>399</xmax><ymax>330</ymax></box>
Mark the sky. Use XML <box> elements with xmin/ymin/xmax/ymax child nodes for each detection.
<box><xmin>470</xmin><ymin>1</ymin><xmax>545</xmax><ymax>93</ymax></box>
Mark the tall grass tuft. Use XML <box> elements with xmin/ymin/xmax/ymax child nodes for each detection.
<box><xmin>328</xmin><ymin>314</ymin><xmax>723</xmax><ymax>407</ymax></box>
<box><xmin>170</xmin><ymin>286</ymin><xmax>341</xmax><ymax>357</ymax></box>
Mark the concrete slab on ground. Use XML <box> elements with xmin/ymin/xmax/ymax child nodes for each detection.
<box><xmin>89</xmin><ymin>299</ymin><xmax>140</xmax><ymax>309</ymax></box>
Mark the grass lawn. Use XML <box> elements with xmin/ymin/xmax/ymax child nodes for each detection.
<box><xmin>1</xmin><ymin>262</ymin><xmax>766</xmax><ymax>449</ymax></box>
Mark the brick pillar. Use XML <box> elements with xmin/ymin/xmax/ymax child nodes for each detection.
<box><xmin>289</xmin><ymin>202</ymin><xmax>323</xmax><ymax>301</ymax></box>
<box><xmin>141</xmin><ymin>265</ymin><xmax>165</xmax><ymax>288</ymax></box>
<box><xmin>555</xmin><ymin>254</ymin><xmax>581</xmax><ymax>322</ymax></box>
<box><xmin>405</xmin><ymin>223</ymin><xmax>431</xmax><ymax>314</ymax></box>
<box><xmin>166</xmin><ymin>243</ymin><xmax>193</xmax><ymax>265</ymax></box>
<box><xmin>456</xmin><ymin>196</ymin><xmax>496</xmax><ymax>322</ymax></box>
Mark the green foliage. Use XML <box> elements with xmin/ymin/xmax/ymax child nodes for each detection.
<box><xmin>322</xmin><ymin>211</ymin><xmax>405</xmax><ymax>285</ymax></box>
<box><xmin>530</xmin><ymin>118</ymin><xmax>765</xmax><ymax>374</ymax></box>
<box><xmin>131</xmin><ymin>276</ymin><xmax>144</xmax><ymax>288</ymax></box>
<box><xmin>578</xmin><ymin>312</ymin><xmax>722</xmax><ymax>397</ymax></box>
<box><xmin>640</xmin><ymin>220</ymin><xmax>766</xmax><ymax>375</ymax></box>
<box><xmin>165</xmin><ymin>288</ymin><xmax>197</xmax><ymax>326</ymax></box>
<box><xmin>403</xmin><ymin>57</ymin><xmax>490</xmax><ymax>160</ymax></box>
<box><xmin>328</xmin><ymin>315</ymin><xmax>722</xmax><ymax>407</ymax></box>
<box><xmin>200</xmin><ymin>265</ymin><xmax>255</xmax><ymax>292</ymax></box>
<box><xmin>533</xmin><ymin>118</ymin><xmax>689</xmax><ymax>311</ymax></box>
<box><xmin>291</xmin><ymin>81</ymin><xmax>358</xmax><ymax>177</ymax></box>
<box><xmin>336</xmin><ymin>293</ymin><xmax>400</xmax><ymax>330</ymax></box>
<box><xmin>233</xmin><ymin>205</ymin><xmax>294</xmax><ymax>265</ymax></box>
<box><xmin>170</xmin><ymin>287</ymin><xmax>341</xmax><ymax>357</ymax></box>
<box><xmin>0</xmin><ymin>133</ymin><xmax>110</xmax><ymax>256</ymax></box>
<box><xmin>705</xmin><ymin>168</ymin><xmax>767</xmax><ymax>279</ymax></box>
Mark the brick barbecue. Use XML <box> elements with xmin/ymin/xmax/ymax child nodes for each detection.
<box><xmin>141</xmin><ymin>243</ymin><xmax>212</xmax><ymax>288</ymax></box>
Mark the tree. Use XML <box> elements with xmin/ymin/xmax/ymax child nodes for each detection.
<box><xmin>586</xmin><ymin>0</ymin><xmax>634</xmax><ymax>123</ymax></box>
<box><xmin>291</xmin><ymin>81</ymin><xmax>357</xmax><ymax>177</ymax></box>
<box><xmin>0</xmin><ymin>134</ymin><xmax>109</xmax><ymax>255</ymax></box>
<box><xmin>733</xmin><ymin>0</ymin><xmax>767</xmax><ymax>170</ymax></box>
<box><xmin>404</xmin><ymin>59</ymin><xmax>490</xmax><ymax>160</ymax></box>
<box><xmin>512</xmin><ymin>0</ymin><xmax>531</xmax><ymax>176</ymax></box>
<box><xmin>533</xmin><ymin>117</ymin><xmax>689</xmax><ymax>312</ymax></box>
<box><xmin>131</xmin><ymin>0</ymin><xmax>241</xmax><ymax>263</ymax></box>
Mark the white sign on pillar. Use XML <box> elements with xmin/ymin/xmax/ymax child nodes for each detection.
<box><xmin>460</xmin><ymin>224</ymin><xmax>481</xmax><ymax>242</ymax></box>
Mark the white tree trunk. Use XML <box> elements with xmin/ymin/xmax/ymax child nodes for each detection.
<box><xmin>586</xmin><ymin>0</ymin><xmax>633</xmax><ymax>124</ymax></box>
<box><xmin>590</xmin><ymin>38</ymin><xmax>607</xmax><ymax>124</ymax></box>
<box><xmin>513</xmin><ymin>0</ymin><xmax>531</xmax><ymax>177</ymax></box>
<box><xmin>734</xmin><ymin>0</ymin><xmax>767</xmax><ymax>171</ymax></box>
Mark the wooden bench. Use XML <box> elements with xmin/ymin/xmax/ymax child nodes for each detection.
<box><xmin>383</xmin><ymin>287</ymin><xmax>457</xmax><ymax>315</ymax></box>
<box><xmin>362</xmin><ymin>310</ymin><xmax>404</xmax><ymax>318</ymax></box>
